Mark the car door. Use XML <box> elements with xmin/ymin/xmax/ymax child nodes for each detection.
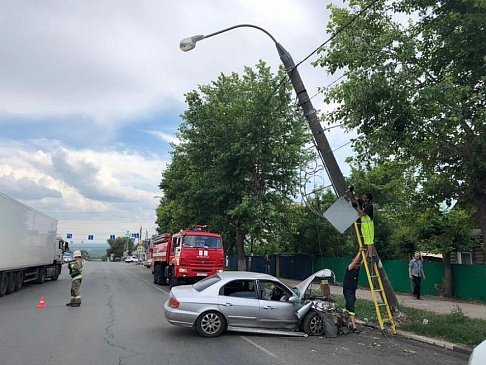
<box><xmin>217</xmin><ymin>279</ymin><xmax>259</xmax><ymax>328</ymax></box>
<box><xmin>257</xmin><ymin>280</ymin><xmax>300</xmax><ymax>330</ymax></box>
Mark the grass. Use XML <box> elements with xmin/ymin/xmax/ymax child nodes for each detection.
<box><xmin>332</xmin><ymin>295</ymin><xmax>486</xmax><ymax>347</ymax></box>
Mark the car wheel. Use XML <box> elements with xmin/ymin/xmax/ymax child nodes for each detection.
<box><xmin>303</xmin><ymin>310</ymin><xmax>325</xmax><ymax>336</ymax></box>
<box><xmin>195</xmin><ymin>311</ymin><xmax>226</xmax><ymax>338</ymax></box>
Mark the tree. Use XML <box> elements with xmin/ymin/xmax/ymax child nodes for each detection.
<box><xmin>106</xmin><ymin>237</ymin><xmax>134</xmax><ymax>258</ymax></box>
<box><xmin>416</xmin><ymin>208</ymin><xmax>475</xmax><ymax>297</ymax></box>
<box><xmin>80</xmin><ymin>250</ymin><xmax>90</xmax><ymax>261</ymax></box>
<box><xmin>157</xmin><ymin>61</ymin><xmax>311</xmax><ymax>269</ymax></box>
<box><xmin>315</xmin><ymin>0</ymin><xmax>486</xmax><ymax>246</ymax></box>
<box><xmin>271</xmin><ymin>191</ymin><xmax>354</xmax><ymax>257</ymax></box>
<box><xmin>347</xmin><ymin>160</ymin><xmax>421</xmax><ymax>259</ymax></box>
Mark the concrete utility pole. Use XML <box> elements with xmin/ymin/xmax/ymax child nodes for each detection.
<box><xmin>274</xmin><ymin>42</ymin><xmax>399</xmax><ymax>312</ymax></box>
<box><xmin>180</xmin><ymin>24</ymin><xmax>399</xmax><ymax>311</ymax></box>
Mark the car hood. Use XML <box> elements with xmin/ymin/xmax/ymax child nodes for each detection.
<box><xmin>293</xmin><ymin>269</ymin><xmax>336</xmax><ymax>300</ymax></box>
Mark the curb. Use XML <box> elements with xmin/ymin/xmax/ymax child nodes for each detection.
<box><xmin>396</xmin><ymin>329</ymin><xmax>473</xmax><ymax>355</ymax></box>
<box><xmin>356</xmin><ymin>320</ymin><xmax>473</xmax><ymax>355</ymax></box>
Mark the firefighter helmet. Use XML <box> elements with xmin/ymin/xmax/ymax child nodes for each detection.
<box><xmin>73</xmin><ymin>250</ymin><xmax>82</xmax><ymax>258</ymax></box>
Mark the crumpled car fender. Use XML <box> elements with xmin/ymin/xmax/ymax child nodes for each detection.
<box><xmin>296</xmin><ymin>302</ymin><xmax>313</xmax><ymax>320</ymax></box>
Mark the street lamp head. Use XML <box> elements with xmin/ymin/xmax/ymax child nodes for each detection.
<box><xmin>180</xmin><ymin>35</ymin><xmax>205</xmax><ymax>52</ymax></box>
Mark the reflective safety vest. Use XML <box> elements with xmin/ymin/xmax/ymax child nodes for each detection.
<box><xmin>70</xmin><ymin>260</ymin><xmax>83</xmax><ymax>281</ymax></box>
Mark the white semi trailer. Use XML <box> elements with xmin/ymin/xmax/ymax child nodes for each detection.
<box><xmin>0</xmin><ymin>192</ymin><xmax>66</xmax><ymax>297</ymax></box>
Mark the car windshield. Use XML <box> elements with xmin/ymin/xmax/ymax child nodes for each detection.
<box><xmin>192</xmin><ymin>274</ymin><xmax>221</xmax><ymax>292</ymax></box>
<box><xmin>183</xmin><ymin>235</ymin><xmax>222</xmax><ymax>248</ymax></box>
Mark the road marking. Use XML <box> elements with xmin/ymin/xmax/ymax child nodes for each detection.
<box><xmin>130</xmin><ymin>272</ymin><xmax>170</xmax><ymax>295</ymax></box>
<box><xmin>240</xmin><ymin>336</ymin><xmax>279</xmax><ymax>359</ymax></box>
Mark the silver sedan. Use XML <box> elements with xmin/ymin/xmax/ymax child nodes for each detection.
<box><xmin>164</xmin><ymin>270</ymin><xmax>336</xmax><ymax>337</ymax></box>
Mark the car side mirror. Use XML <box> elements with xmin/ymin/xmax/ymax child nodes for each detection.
<box><xmin>287</xmin><ymin>296</ymin><xmax>301</xmax><ymax>303</ymax></box>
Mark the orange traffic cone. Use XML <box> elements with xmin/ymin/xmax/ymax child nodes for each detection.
<box><xmin>36</xmin><ymin>296</ymin><xmax>46</xmax><ymax>309</ymax></box>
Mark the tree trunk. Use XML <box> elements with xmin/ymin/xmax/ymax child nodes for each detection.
<box><xmin>442</xmin><ymin>252</ymin><xmax>453</xmax><ymax>297</ymax></box>
<box><xmin>236</xmin><ymin>227</ymin><xmax>247</xmax><ymax>271</ymax></box>
<box><xmin>474</xmin><ymin>195</ymin><xmax>486</xmax><ymax>250</ymax></box>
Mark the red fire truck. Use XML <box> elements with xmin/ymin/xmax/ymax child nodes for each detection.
<box><xmin>150</xmin><ymin>226</ymin><xmax>224</xmax><ymax>287</ymax></box>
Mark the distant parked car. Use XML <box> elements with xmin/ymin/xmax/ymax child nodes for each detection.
<box><xmin>144</xmin><ymin>258</ymin><xmax>153</xmax><ymax>268</ymax></box>
<box><xmin>164</xmin><ymin>269</ymin><xmax>337</xmax><ymax>338</ymax></box>
<box><xmin>113</xmin><ymin>256</ymin><xmax>121</xmax><ymax>262</ymax></box>
<box><xmin>63</xmin><ymin>253</ymin><xmax>73</xmax><ymax>263</ymax></box>
<box><xmin>125</xmin><ymin>256</ymin><xmax>139</xmax><ymax>263</ymax></box>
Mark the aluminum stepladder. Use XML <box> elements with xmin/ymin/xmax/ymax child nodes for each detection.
<box><xmin>353</xmin><ymin>221</ymin><xmax>397</xmax><ymax>334</ymax></box>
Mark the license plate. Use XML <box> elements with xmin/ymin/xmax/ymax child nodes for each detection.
<box><xmin>196</xmin><ymin>273</ymin><xmax>208</xmax><ymax>277</ymax></box>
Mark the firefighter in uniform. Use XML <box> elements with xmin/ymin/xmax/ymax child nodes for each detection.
<box><xmin>66</xmin><ymin>250</ymin><xmax>83</xmax><ymax>307</ymax></box>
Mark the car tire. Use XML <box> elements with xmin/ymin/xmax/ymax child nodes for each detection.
<box><xmin>303</xmin><ymin>310</ymin><xmax>325</xmax><ymax>336</ymax></box>
<box><xmin>195</xmin><ymin>311</ymin><xmax>226</xmax><ymax>338</ymax></box>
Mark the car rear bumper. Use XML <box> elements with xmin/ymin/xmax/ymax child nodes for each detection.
<box><xmin>163</xmin><ymin>300</ymin><xmax>198</xmax><ymax>328</ymax></box>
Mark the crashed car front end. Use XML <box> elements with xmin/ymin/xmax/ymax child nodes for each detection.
<box><xmin>292</xmin><ymin>269</ymin><xmax>344</xmax><ymax>337</ymax></box>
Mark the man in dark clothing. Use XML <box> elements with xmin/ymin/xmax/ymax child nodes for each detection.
<box><xmin>343</xmin><ymin>252</ymin><xmax>361</xmax><ymax>332</ymax></box>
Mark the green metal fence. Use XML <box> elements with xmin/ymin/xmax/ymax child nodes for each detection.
<box><xmin>314</xmin><ymin>257</ymin><xmax>486</xmax><ymax>302</ymax></box>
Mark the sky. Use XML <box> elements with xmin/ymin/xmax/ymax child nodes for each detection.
<box><xmin>0</xmin><ymin>0</ymin><xmax>355</xmax><ymax>239</ymax></box>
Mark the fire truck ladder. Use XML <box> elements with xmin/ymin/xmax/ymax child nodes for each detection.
<box><xmin>353</xmin><ymin>222</ymin><xmax>397</xmax><ymax>334</ymax></box>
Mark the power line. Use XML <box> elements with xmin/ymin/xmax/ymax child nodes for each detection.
<box><xmin>294</xmin><ymin>0</ymin><xmax>382</xmax><ymax>69</ymax></box>
<box><xmin>257</xmin><ymin>0</ymin><xmax>380</xmax><ymax>114</ymax></box>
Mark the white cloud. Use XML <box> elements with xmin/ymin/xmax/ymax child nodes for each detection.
<box><xmin>0</xmin><ymin>0</ymin><xmax>331</xmax><ymax>125</ymax></box>
<box><xmin>0</xmin><ymin>0</ymin><xmax>357</xmax><ymax>226</ymax></box>
<box><xmin>144</xmin><ymin>130</ymin><xmax>180</xmax><ymax>145</ymax></box>
<box><xmin>0</xmin><ymin>140</ymin><xmax>166</xmax><ymax>220</ymax></box>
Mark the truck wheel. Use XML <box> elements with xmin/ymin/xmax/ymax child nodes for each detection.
<box><xmin>51</xmin><ymin>265</ymin><xmax>61</xmax><ymax>281</ymax></box>
<box><xmin>154</xmin><ymin>265</ymin><xmax>161</xmax><ymax>284</ymax></box>
<box><xmin>36</xmin><ymin>268</ymin><xmax>46</xmax><ymax>284</ymax></box>
<box><xmin>303</xmin><ymin>311</ymin><xmax>325</xmax><ymax>336</ymax></box>
<box><xmin>169</xmin><ymin>272</ymin><xmax>179</xmax><ymax>288</ymax></box>
<box><xmin>159</xmin><ymin>266</ymin><xmax>167</xmax><ymax>286</ymax></box>
<box><xmin>6</xmin><ymin>272</ymin><xmax>16</xmax><ymax>294</ymax></box>
<box><xmin>15</xmin><ymin>271</ymin><xmax>24</xmax><ymax>291</ymax></box>
<box><xmin>0</xmin><ymin>273</ymin><xmax>8</xmax><ymax>297</ymax></box>
<box><xmin>195</xmin><ymin>311</ymin><xmax>226</xmax><ymax>337</ymax></box>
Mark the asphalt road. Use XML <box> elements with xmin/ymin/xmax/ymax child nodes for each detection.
<box><xmin>0</xmin><ymin>262</ymin><xmax>470</xmax><ymax>365</ymax></box>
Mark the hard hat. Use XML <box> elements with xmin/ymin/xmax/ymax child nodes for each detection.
<box><xmin>73</xmin><ymin>250</ymin><xmax>82</xmax><ymax>258</ymax></box>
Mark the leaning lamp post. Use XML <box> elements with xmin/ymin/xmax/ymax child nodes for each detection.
<box><xmin>180</xmin><ymin>24</ymin><xmax>399</xmax><ymax>311</ymax></box>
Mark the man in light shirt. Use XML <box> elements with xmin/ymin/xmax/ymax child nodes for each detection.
<box><xmin>409</xmin><ymin>252</ymin><xmax>426</xmax><ymax>300</ymax></box>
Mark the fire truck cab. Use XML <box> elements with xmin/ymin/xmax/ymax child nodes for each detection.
<box><xmin>151</xmin><ymin>226</ymin><xmax>224</xmax><ymax>287</ymax></box>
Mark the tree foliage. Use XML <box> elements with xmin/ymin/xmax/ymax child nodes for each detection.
<box><xmin>315</xmin><ymin>0</ymin><xmax>486</xmax><ymax>245</ymax></box>
<box><xmin>272</xmin><ymin>191</ymin><xmax>355</xmax><ymax>257</ymax></box>
<box><xmin>106</xmin><ymin>237</ymin><xmax>134</xmax><ymax>257</ymax></box>
<box><xmin>157</xmin><ymin>61</ymin><xmax>311</xmax><ymax>268</ymax></box>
